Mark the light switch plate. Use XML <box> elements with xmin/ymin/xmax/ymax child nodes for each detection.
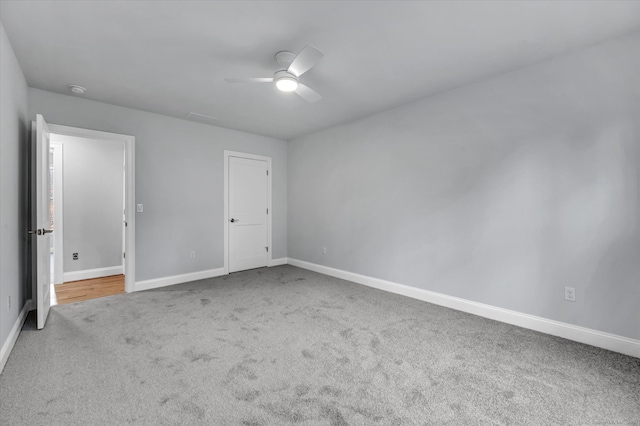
<box><xmin>136</xmin><ymin>204</ymin><xmax>143</xmax><ymax>213</ymax></box>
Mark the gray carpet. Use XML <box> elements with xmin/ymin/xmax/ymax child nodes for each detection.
<box><xmin>1</xmin><ymin>265</ymin><xmax>638</xmax><ymax>425</ymax></box>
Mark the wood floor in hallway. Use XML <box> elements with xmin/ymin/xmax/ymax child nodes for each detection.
<box><xmin>53</xmin><ymin>274</ymin><xmax>125</xmax><ymax>305</ymax></box>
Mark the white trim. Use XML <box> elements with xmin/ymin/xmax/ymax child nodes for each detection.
<box><xmin>269</xmin><ymin>257</ymin><xmax>288</xmax><ymax>266</ymax></box>
<box><xmin>1</xmin><ymin>299</ymin><xmax>32</xmax><ymax>374</ymax></box>
<box><xmin>63</xmin><ymin>265</ymin><xmax>124</xmax><ymax>282</ymax></box>
<box><xmin>134</xmin><ymin>267</ymin><xmax>227</xmax><ymax>292</ymax></box>
<box><xmin>50</xmin><ymin>142</ymin><xmax>64</xmax><ymax>285</ymax></box>
<box><xmin>288</xmin><ymin>258</ymin><xmax>640</xmax><ymax>358</ymax></box>
<box><xmin>47</xmin><ymin>123</ymin><xmax>135</xmax><ymax>293</ymax></box>
<box><xmin>223</xmin><ymin>150</ymin><xmax>273</xmax><ymax>273</ymax></box>
<box><xmin>224</xmin><ymin>152</ymin><xmax>229</xmax><ymax>274</ymax></box>
<box><xmin>124</xmin><ymin>131</ymin><xmax>135</xmax><ymax>293</ymax></box>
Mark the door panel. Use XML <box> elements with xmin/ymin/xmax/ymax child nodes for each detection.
<box><xmin>35</xmin><ymin>114</ymin><xmax>52</xmax><ymax>329</ymax></box>
<box><xmin>228</xmin><ymin>156</ymin><xmax>269</xmax><ymax>272</ymax></box>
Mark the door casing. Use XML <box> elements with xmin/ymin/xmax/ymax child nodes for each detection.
<box><xmin>50</xmin><ymin>141</ymin><xmax>64</xmax><ymax>285</ymax></box>
<box><xmin>224</xmin><ymin>150</ymin><xmax>272</xmax><ymax>274</ymax></box>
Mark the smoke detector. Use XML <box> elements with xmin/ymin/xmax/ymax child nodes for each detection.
<box><xmin>68</xmin><ymin>85</ymin><xmax>86</xmax><ymax>94</ymax></box>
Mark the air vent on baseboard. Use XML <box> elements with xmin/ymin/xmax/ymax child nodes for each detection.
<box><xmin>186</xmin><ymin>112</ymin><xmax>219</xmax><ymax>123</ymax></box>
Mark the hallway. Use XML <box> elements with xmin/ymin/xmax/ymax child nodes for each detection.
<box><xmin>51</xmin><ymin>275</ymin><xmax>125</xmax><ymax>306</ymax></box>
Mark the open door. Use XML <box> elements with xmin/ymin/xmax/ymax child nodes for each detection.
<box><xmin>31</xmin><ymin>114</ymin><xmax>52</xmax><ymax>329</ymax></box>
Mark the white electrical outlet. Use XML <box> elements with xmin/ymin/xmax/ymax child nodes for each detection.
<box><xmin>189</xmin><ymin>251</ymin><xmax>196</xmax><ymax>259</ymax></box>
<box><xmin>322</xmin><ymin>247</ymin><xmax>327</xmax><ymax>255</ymax></box>
<box><xmin>565</xmin><ymin>287</ymin><xmax>576</xmax><ymax>302</ymax></box>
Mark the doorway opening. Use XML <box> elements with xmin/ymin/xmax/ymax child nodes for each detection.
<box><xmin>46</xmin><ymin>125</ymin><xmax>135</xmax><ymax>306</ymax></box>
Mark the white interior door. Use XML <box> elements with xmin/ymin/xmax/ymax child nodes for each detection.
<box><xmin>34</xmin><ymin>114</ymin><xmax>52</xmax><ymax>329</ymax></box>
<box><xmin>228</xmin><ymin>155</ymin><xmax>270</xmax><ymax>272</ymax></box>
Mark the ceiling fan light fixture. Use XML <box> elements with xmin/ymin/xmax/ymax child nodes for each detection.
<box><xmin>275</xmin><ymin>77</ymin><xmax>298</xmax><ymax>92</ymax></box>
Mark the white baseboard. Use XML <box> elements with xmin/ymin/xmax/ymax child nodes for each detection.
<box><xmin>288</xmin><ymin>258</ymin><xmax>640</xmax><ymax>358</ymax></box>
<box><xmin>64</xmin><ymin>265</ymin><xmax>124</xmax><ymax>282</ymax></box>
<box><xmin>135</xmin><ymin>260</ymin><xmax>288</xmax><ymax>293</ymax></box>
<box><xmin>269</xmin><ymin>257</ymin><xmax>288</xmax><ymax>267</ymax></box>
<box><xmin>1</xmin><ymin>299</ymin><xmax>32</xmax><ymax>374</ymax></box>
<box><xmin>134</xmin><ymin>267</ymin><xmax>227</xmax><ymax>292</ymax></box>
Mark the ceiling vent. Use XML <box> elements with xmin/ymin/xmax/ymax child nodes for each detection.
<box><xmin>186</xmin><ymin>112</ymin><xmax>219</xmax><ymax>123</ymax></box>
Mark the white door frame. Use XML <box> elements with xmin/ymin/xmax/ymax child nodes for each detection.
<box><xmin>50</xmin><ymin>141</ymin><xmax>64</xmax><ymax>285</ymax></box>
<box><xmin>47</xmin><ymin>123</ymin><xmax>136</xmax><ymax>293</ymax></box>
<box><xmin>223</xmin><ymin>150</ymin><xmax>272</xmax><ymax>274</ymax></box>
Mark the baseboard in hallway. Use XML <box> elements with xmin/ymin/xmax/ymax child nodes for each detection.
<box><xmin>54</xmin><ymin>274</ymin><xmax>125</xmax><ymax>305</ymax></box>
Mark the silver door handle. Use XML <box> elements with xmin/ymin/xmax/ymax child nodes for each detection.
<box><xmin>230</xmin><ymin>218</ymin><xmax>239</xmax><ymax>223</ymax></box>
<box><xmin>43</xmin><ymin>229</ymin><xmax>53</xmax><ymax>234</ymax></box>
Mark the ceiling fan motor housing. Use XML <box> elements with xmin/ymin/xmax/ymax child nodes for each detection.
<box><xmin>274</xmin><ymin>70</ymin><xmax>298</xmax><ymax>82</ymax></box>
<box><xmin>275</xmin><ymin>51</ymin><xmax>296</xmax><ymax>68</ymax></box>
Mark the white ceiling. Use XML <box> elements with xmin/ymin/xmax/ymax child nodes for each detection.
<box><xmin>2</xmin><ymin>1</ymin><xmax>639</xmax><ymax>140</ymax></box>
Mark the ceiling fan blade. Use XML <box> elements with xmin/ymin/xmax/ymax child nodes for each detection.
<box><xmin>288</xmin><ymin>45</ymin><xmax>324</xmax><ymax>77</ymax></box>
<box><xmin>295</xmin><ymin>83</ymin><xmax>322</xmax><ymax>103</ymax></box>
<box><xmin>224</xmin><ymin>77</ymin><xmax>274</xmax><ymax>83</ymax></box>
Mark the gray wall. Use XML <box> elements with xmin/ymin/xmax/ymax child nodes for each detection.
<box><xmin>288</xmin><ymin>33</ymin><xmax>640</xmax><ymax>340</ymax></box>
<box><xmin>29</xmin><ymin>89</ymin><xmax>287</xmax><ymax>282</ymax></box>
<box><xmin>0</xmin><ymin>22</ymin><xmax>29</xmax><ymax>351</ymax></box>
<box><xmin>51</xmin><ymin>134</ymin><xmax>124</xmax><ymax>273</ymax></box>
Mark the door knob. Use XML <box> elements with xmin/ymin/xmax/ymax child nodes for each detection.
<box><xmin>27</xmin><ymin>228</ymin><xmax>53</xmax><ymax>235</ymax></box>
<box><xmin>230</xmin><ymin>218</ymin><xmax>239</xmax><ymax>223</ymax></box>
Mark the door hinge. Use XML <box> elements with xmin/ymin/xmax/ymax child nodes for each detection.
<box><xmin>266</xmin><ymin>170</ymin><xmax>269</xmax><ymax>176</ymax></box>
<box><xmin>265</xmin><ymin>246</ymin><xmax>269</xmax><ymax>252</ymax></box>
<box><xmin>123</xmin><ymin>252</ymin><xmax>126</xmax><ymax>259</ymax></box>
<box><xmin>266</xmin><ymin>208</ymin><xmax>268</xmax><ymax>214</ymax></box>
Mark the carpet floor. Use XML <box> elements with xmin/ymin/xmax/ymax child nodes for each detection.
<box><xmin>1</xmin><ymin>265</ymin><xmax>639</xmax><ymax>425</ymax></box>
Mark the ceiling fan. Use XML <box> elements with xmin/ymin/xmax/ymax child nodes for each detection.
<box><xmin>224</xmin><ymin>45</ymin><xmax>324</xmax><ymax>103</ymax></box>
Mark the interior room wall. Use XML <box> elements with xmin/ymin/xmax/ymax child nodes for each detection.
<box><xmin>288</xmin><ymin>32</ymin><xmax>640</xmax><ymax>340</ymax></box>
<box><xmin>51</xmin><ymin>134</ymin><xmax>125</xmax><ymax>275</ymax></box>
<box><xmin>29</xmin><ymin>89</ymin><xmax>288</xmax><ymax>282</ymax></box>
<box><xmin>0</xmin><ymin>22</ymin><xmax>30</xmax><ymax>356</ymax></box>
